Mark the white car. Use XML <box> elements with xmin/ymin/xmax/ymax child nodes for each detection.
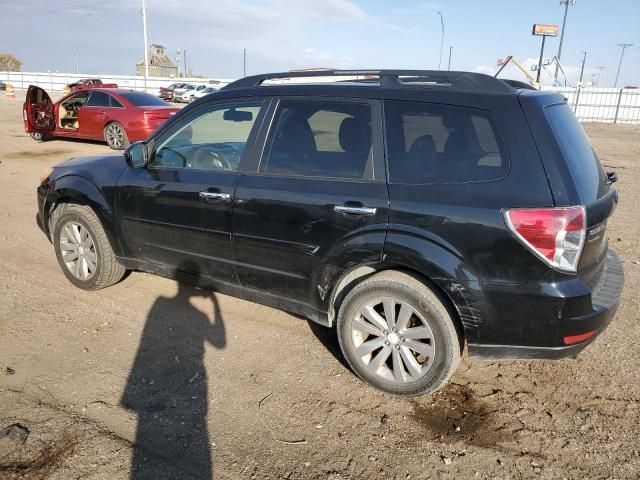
<box><xmin>190</xmin><ymin>86</ymin><xmax>218</xmax><ymax>102</ymax></box>
<box><xmin>176</xmin><ymin>84</ymin><xmax>207</xmax><ymax>103</ymax></box>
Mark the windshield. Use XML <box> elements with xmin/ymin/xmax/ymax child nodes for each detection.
<box><xmin>120</xmin><ymin>92</ymin><xmax>169</xmax><ymax>107</ymax></box>
<box><xmin>544</xmin><ymin>103</ymin><xmax>609</xmax><ymax>202</ymax></box>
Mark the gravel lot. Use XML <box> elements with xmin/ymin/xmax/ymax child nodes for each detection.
<box><xmin>0</xmin><ymin>94</ymin><xmax>639</xmax><ymax>480</ymax></box>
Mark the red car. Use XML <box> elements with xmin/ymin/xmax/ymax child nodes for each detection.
<box><xmin>24</xmin><ymin>85</ymin><xmax>180</xmax><ymax>150</ymax></box>
<box><xmin>64</xmin><ymin>78</ymin><xmax>118</xmax><ymax>95</ymax></box>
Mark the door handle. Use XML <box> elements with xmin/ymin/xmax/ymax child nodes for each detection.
<box><xmin>333</xmin><ymin>205</ymin><xmax>377</xmax><ymax>216</ymax></box>
<box><xmin>199</xmin><ymin>191</ymin><xmax>231</xmax><ymax>201</ymax></box>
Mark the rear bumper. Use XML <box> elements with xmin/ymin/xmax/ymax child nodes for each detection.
<box><xmin>468</xmin><ymin>250</ymin><xmax>624</xmax><ymax>360</ymax></box>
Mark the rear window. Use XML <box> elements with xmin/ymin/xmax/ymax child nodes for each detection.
<box><xmin>544</xmin><ymin>103</ymin><xmax>608</xmax><ymax>201</ymax></box>
<box><xmin>385</xmin><ymin>100</ymin><xmax>508</xmax><ymax>184</ymax></box>
<box><xmin>120</xmin><ymin>92</ymin><xmax>168</xmax><ymax>107</ymax></box>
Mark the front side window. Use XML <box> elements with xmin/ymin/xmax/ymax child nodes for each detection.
<box><xmin>385</xmin><ymin>100</ymin><xmax>508</xmax><ymax>184</ymax></box>
<box><xmin>86</xmin><ymin>91</ymin><xmax>110</xmax><ymax>107</ymax></box>
<box><xmin>261</xmin><ymin>100</ymin><xmax>372</xmax><ymax>180</ymax></box>
<box><xmin>150</xmin><ymin>101</ymin><xmax>263</xmax><ymax>171</ymax></box>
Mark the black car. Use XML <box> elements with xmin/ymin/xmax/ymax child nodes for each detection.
<box><xmin>36</xmin><ymin>70</ymin><xmax>623</xmax><ymax>396</ymax></box>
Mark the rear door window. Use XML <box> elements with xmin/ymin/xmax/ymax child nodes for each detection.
<box><xmin>384</xmin><ymin>100</ymin><xmax>508</xmax><ymax>184</ymax></box>
<box><xmin>261</xmin><ymin>100</ymin><xmax>373</xmax><ymax>180</ymax></box>
<box><xmin>544</xmin><ymin>103</ymin><xmax>608</xmax><ymax>202</ymax></box>
<box><xmin>86</xmin><ymin>91</ymin><xmax>110</xmax><ymax>107</ymax></box>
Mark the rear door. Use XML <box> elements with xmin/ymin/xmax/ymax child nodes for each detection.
<box><xmin>80</xmin><ymin>90</ymin><xmax>110</xmax><ymax>139</ymax></box>
<box><xmin>232</xmin><ymin>97</ymin><xmax>388</xmax><ymax>310</ymax></box>
<box><xmin>116</xmin><ymin>98</ymin><xmax>266</xmax><ymax>284</ymax></box>
<box><xmin>23</xmin><ymin>85</ymin><xmax>54</xmax><ymax>134</ymax></box>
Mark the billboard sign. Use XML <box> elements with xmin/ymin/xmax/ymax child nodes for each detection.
<box><xmin>532</xmin><ymin>24</ymin><xmax>558</xmax><ymax>36</ymax></box>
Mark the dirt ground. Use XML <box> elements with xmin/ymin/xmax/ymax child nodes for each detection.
<box><xmin>0</xmin><ymin>94</ymin><xmax>639</xmax><ymax>480</ymax></box>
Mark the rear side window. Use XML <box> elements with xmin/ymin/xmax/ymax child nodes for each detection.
<box><xmin>544</xmin><ymin>103</ymin><xmax>608</xmax><ymax>202</ymax></box>
<box><xmin>109</xmin><ymin>96</ymin><xmax>123</xmax><ymax>108</ymax></box>
<box><xmin>120</xmin><ymin>92</ymin><xmax>168</xmax><ymax>106</ymax></box>
<box><xmin>385</xmin><ymin>100</ymin><xmax>508</xmax><ymax>184</ymax></box>
<box><xmin>86</xmin><ymin>91</ymin><xmax>110</xmax><ymax>107</ymax></box>
<box><xmin>261</xmin><ymin>100</ymin><xmax>372</xmax><ymax>180</ymax></box>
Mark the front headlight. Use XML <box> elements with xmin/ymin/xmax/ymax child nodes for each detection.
<box><xmin>39</xmin><ymin>167</ymin><xmax>54</xmax><ymax>184</ymax></box>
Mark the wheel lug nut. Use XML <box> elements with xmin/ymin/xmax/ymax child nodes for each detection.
<box><xmin>394</xmin><ymin>345</ymin><xmax>400</xmax><ymax>350</ymax></box>
<box><xmin>400</xmin><ymin>337</ymin><xmax>405</xmax><ymax>342</ymax></box>
<box><xmin>392</xmin><ymin>328</ymin><xmax>397</xmax><ymax>332</ymax></box>
<box><xmin>384</xmin><ymin>341</ymin><xmax>390</xmax><ymax>346</ymax></box>
<box><xmin>383</xmin><ymin>330</ymin><xmax>388</xmax><ymax>335</ymax></box>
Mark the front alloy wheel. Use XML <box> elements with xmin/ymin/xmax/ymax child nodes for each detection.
<box><xmin>59</xmin><ymin>221</ymin><xmax>98</xmax><ymax>281</ymax></box>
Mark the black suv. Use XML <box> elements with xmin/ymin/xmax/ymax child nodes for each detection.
<box><xmin>36</xmin><ymin>70</ymin><xmax>623</xmax><ymax>396</ymax></box>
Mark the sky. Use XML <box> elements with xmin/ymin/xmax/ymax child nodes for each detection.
<box><xmin>1</xmin><ymin>0</ymin><xmax>638</xmax><ymax>86</ymax></box>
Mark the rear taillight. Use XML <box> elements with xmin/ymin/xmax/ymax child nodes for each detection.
<box><xmin>504</xmin><ymin>206</ymin><xmax>586</xmax><ymax>273</ymax></box>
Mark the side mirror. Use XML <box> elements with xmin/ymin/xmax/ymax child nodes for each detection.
<box><xmin>125</xmin><ymin>141</ymin><xmax>148</xmax><ymax>168</ymax></box>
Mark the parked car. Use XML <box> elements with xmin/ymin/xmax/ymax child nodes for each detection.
<box><xmin>190</xmin><ymin>86</ymin><xmax>217</xmax><ymax>102</ymax></box>
<box><xmin>175</xmin><ymin>84</ymin><xmax>207</xmax><ymax>103</ymax></box>
<box><xmin>63</xmin><ymin>78</ymin><xmax>118</xmax><ymax>95</ymax></box>
<box><xmin>35</xmin><ymin>70</ymin><xmax>623</xmax><ymax>396</ymax></box>
<box><xmin>171</xmin><ymin>83</ymin><xmax>194</xmax><ymax>99</ymax></box>
<box><xmin>158</xmin><ymin>82</ymin><xmax>186</xmax><ymax>102</ymax></box>
<box><xmin>24</xmin><ymin>85</ymin><xmax>179</xmax><ymax>150</ymax></box>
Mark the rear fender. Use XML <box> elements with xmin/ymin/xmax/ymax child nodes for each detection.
<box><xmin>379</xmin><ymin>233</ymin><xmax>486</xmax><ymax>344</ymax></box>
<box><xmin>45</xmin><ymin>175</ymin><xmax>123</xmax><ymax>257</ymax></box>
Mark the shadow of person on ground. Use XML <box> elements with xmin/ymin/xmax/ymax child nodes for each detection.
<box><xmin>121</xmin><ymin>263</ymin><xmax>225</xmax><ymax>479</ymax></box>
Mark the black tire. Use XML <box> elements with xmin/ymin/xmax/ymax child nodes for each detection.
<box><xmin>103</xmin><ymin>122</ymin><xmax>130</xmax><ymax>150</ymax></box>
<box><xmin>30</xmin><ymin>131</ymin><xmax>50</xmax><ymax>142</ymax></box>
<box><xmin>337</xmin><ymin>271</ymin><xmax>461</xmax><ymax>397</ymax></box>
<box><xmin>52</xmin><ymin>204</ymin><xmax>126</xmax><ymax>290</ymax></box>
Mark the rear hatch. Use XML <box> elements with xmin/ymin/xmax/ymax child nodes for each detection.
<box><xmin>518</xmin><ymin>93</ymin><xmax>619</xmax><ymax>288</ymax></box>
<box><xmin>542</xmin><ymin>102</ymin><xmax>616</xmax><ymax>278</ymax></box>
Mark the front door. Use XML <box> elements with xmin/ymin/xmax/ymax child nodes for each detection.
<box><xmin>232</xmin><ymin>97</ymin><xmax>389</xmax><ymax>311</ymax></box>
<box><xmin>116</xmin><ymin>99</ymin><xmax>266</xmax><ymax>284</ymax></box>
<box><xmin>23</xmin><ymin>85</ymin><xmax>54</xmax><ymax>135</ymax></box>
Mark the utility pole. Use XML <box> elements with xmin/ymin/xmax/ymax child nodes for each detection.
<box><xmin>578</xmin><ymin>51</ymin><xmax>587</xmax><ymax>85</ymax></box>
<box><xmin>243</xmin><ymin>48</ymin><xmax>247</xmax><ymax>77</ymax></box>
<box><xmin>554</xmin><ymin>0</ymin><xmax>576</xmax><ymax>83</ymax></box>
<box><xmin>596</xmin><ymin>66</ymin><xmax>606</xmax><ymax>86</ymax></box>
<box><xmin>614</xmin><ymin>43</ymin><xmax>633</xmax><ymax>87</ymax></box>
<box><xmin>447</xmin><ymin>46</ymin><xmax>452</xmax><ymax>70</ymax></box>
<box><xmin>184</xmin><ymin>49</ymin><xmax>188</xmax><ymax>77</ymax></box>
<box><xmin>141</xmin><ymin>0</ymin><xmax>149</xmax><ymax>90</ymax></box>
<box><xmin>437</xmin><ymin>11</ymin><xmax>444</xmax><ymax>69</ymax></box>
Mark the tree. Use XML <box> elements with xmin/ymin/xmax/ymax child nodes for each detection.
<box><xmin>0</xmin><ymin>53</ymin><xmax>22</xmax><ymax>72</ymax></box>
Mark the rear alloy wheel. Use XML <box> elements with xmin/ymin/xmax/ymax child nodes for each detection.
<box><xmin>30</xmin><ymin>131</ymin><xmax>49</xmax><ymax>142</ymax></box>
<box><xmin>337</xmin><ymin>271</ymin><xmax>461</xmax><ymax>397</ymax></box>
<box><xmin>53</xmin><ymin>204</ymin><xmax>126</xmax><ymax>290</ymax></box>
<box><xmin>104</xmin><ymin>122</ymin><xmax>129</xmax><ymax>150</ymax></box>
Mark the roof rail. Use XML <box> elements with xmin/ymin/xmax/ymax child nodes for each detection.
<box><xmin>223</xmin><ymin>69</ymin><xmax>515</xmax><ymax>94</ymax></box>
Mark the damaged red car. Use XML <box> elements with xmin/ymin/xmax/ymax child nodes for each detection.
<box><xmin>23</xmin><ymin>85</ymin><xmax>180</xmax><ymax>150</ymax></box>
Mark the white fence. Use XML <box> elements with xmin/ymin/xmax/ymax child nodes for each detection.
<box><xmin>1</xmin><ymin>71</ymin><xmax>234</xmax><ymax>96</ymax></box>
<box><xmin>3</xmin><ymin>71</ymin><xmax>639</xmax><ymax>124</ymax></box>
<box><xmin>539</xmin><ymin>86</ymin><xmax>639</xmax><ymax>124</ymax></box>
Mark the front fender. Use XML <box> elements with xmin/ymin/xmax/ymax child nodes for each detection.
<box><xmin>45</xmin><ymin>174</ymin><xmax>123</xmax><ymax>257</ymax></box>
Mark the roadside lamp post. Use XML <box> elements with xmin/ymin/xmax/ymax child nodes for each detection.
<box><xmin>73</xmin><ymin>13</ymin><xmax>93</xmax><ymax>75</ymax></box>
<box><xmin>437</xmin><ymin>11</ymin><xmax>444</xmax><ymax>69</ymax></box>
<box><xmin>142</xmin><ymin>0</ymin><xmax>149</xmax><ymax>91</ymax></box>
<box><xmin>554</xmin><ymin>0</ymin><xmax>576</xmax><ymax>83</ymax></box>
